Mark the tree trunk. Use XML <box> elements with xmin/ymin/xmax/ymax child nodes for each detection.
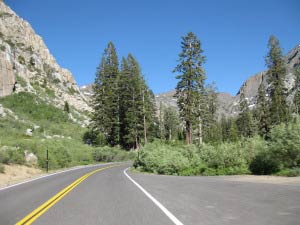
<box><xmin>142</xmin><ymin>90</ymin><xmax>147</xmax><ymax>144</ymax></box>
<box><xmin>186</xmin><ymin>120</ymin><xmax>192</xmax><ymax>144</ymax></box>
<box><xmin>198</xmin><ymin>116</ymin><xmax>203</xmax><ymax>145</ymax></box>
<box><xmin>135</xmin><ymin>135</ymin><xmax>139</xmax><ymax>150</ymax></box>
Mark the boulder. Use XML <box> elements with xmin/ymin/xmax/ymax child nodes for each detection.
<box><xmin>24</xmin><ymin>150</ymin><xmax>38</xmax><ymax>166</ymax></box>
<box><xmin>25</xmin><ymin>128</ymin><xmax>33</xmax><ymax>137</ymax></box>
<box><xmin>0</xmin><ymin>104</ymin><xmax>6</xmax><ymax>117</ymax></box>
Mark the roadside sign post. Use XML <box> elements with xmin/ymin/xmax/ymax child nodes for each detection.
<box><xmin>46</xmin><ymin>148</ymin><xmax>49</xmax><ymax>173</ymax></box>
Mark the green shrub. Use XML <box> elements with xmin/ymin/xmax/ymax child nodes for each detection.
<box><xmin>249</xmin><ymin>150</ymin><xmax>280</xmax><ymax>175</ymax></box>
<box><xmin>68</xmin><ymin>86</ymin><xmax>78</xmax><ymax>95</ymax></box>
<box><xmin>268</xmin><ymin>121</ymin><xmax>300</xmax><ymax>168</ymax></box>
<box><xmin>83</xmin><ymin>130</ymin><xmax>106</xmax><ymax>146</ymax></box>
<box><xmin>93</xmin><ymin>146</ymin><xmax>135</xmax><ymax>162</ymax></box>
<box><xmin>134</xmin><ymin>142</ymin><xmax>204</xmax><ymax>175</ymax></box>
<box><xmin>45</xmin><ymin>88</ymin><xmax>55</xmax><ymax>98</ymax></box>
<box><xmin>199</xmin><ymin>142</ymin><xmax>249</xmax><ymax>171</ymax></box>
<box><xmin>0</xmin><ymin>92</ymin><xmax>68</xmax><ymax>123</ymax></box>
<box><xmin>0</xmin><ymin>163</ymin><xmax>4</xmax><ymax>173</ymax></box>
<box><xmin>18</xmin><ymin>55</ymin><xmax>25</xmax><ymax>65</ymax></box>
<box><xmin>276</xmin><ymin>168</ymin><xmax>300</xmax><ymax>177</ymax></box>
<box><xmin>16</xmin><ymin>75</ymin><xmax>27</xmax><ymax>87</ymax></box>
<box><xmin>0</xmin><ymin>147</ymin><xmax>25</xmax><ymax>165</ymax></box>
<box><xmin>0</xmin><ymin>149</ymin><xmax>10</xmax><ymax>164</ymax></box>
<box><xmin>0</xmin><ymin>45</ymin><xmax>5</xmax><ymax>51</ymax></box>
<box><xmin>243</xmin><ymin>136</ymin><xmax>267</xmax><ymax>163</ymax></box>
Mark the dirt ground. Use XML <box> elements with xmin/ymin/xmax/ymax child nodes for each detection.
<box><xmin>0</xmin><ymin>164</ymin><xmax>43</xmax><ymax>188</ymax></box>
<box><xmin>223</xmin><ymin>175</ymin><xmax>300</xmax><ymax>185</ymax></box>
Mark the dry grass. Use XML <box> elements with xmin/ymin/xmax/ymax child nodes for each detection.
<box><xmin>0</xmin><ymin>164</ymin><xmax>42</xmax><ymax>188</ymax></box>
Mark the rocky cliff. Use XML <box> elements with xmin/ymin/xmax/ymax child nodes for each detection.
<box><xmin>0</xmin><ymin>1</ymin><xmax>90</xmax><ymax>112</ymax></box>
<box><xmin>232</xmin><ymin>45</ymin><xmax>300</xmax><ymax>113</ymax></box>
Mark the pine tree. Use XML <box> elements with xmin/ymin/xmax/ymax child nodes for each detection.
<box><xmin>293</xmin><ymin>66</ymin><xmax>300</xmax><ymax>114</ymax></box>
<box><xmin>143</xmin><ymin>88</ymin><xmax>158</xmax><ymax>143</ymax></box>
<box><xmin>119</xmin><ymin>54</ymin><xmax>156</xmax><ymax>149</ymax></box>
<box><xmin>92</xmin><ymin>42</ymin><xmax>120</xmax><ymax>146</ymax></box>
<box><xmin>220</xmin><ymin>114</ymin><xmax>229</xmax><ymax>142</ymax></box>
<box><xmin>158</xmin><ymin>102</ymin><xmax>165</xmax><ymax>140</ymax></box>
<box><xmin>64</xmin><ymin>101</ymin><xmax>70</xmax><ymax>113</ymax></box>
<box><xmin>229</xmin><ymin>120</ymin><xmax>239</xmax><ymax>142</ymax></box>
<box><xmin>173</xmin><ymin>32</ymin><xmax>206</xmax><ymax>145</ymax></box>
<box><xmin>202</xmin><ymin>83</ymin><xmax>218</xmax><ymax>143</ymax></box>
<box><xmin>265</xmin><ymin>35</ymin><xmax>288</xmax><ymax>124</ymax></box>
<box><xmin>119</xmin><ymin>57</ymin><xmax>131</xmax><ymax>148</ymax></box>
<box><xmin>163</xmin><ymin>106</ymin><xmax>180</xmax><ymax>141</ymax></box>
<box><xmin>237</xmin><ymin>92</ymin><xmax>255</xmax><ymax>137</ymax></box>
<box><xmin>256</xmin><ymin>76</ymin><xmax>271</xmax><ymax>137</ymax></box>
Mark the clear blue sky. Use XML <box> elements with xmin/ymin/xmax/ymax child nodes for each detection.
<box><xmin>5</xmin><ymin>0</ymin><xmax>300</xmax><ymax>95</ymax></box>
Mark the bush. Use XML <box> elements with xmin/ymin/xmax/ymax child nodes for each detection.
<box><xmin>268</xmin><ymin>121</ymin><xmax>300</xmax><ymax>168</ymax></box>
<box><xmin>0</xmin><ymin>149</ymin><xmax>10</xmax><ymax>164</ymax></box>
<box><xmin>83</xmin><ymin>130</ymin><xmax>106</xmax><ymax>146</ymax></box>
<box><xmin>198</xmin><ymin>142</ymin><xmax>249</xmax><ymax>174</ymax></box>
<box><xmin>0</xmin><ymin>147</ymin><xmax>25</xmax><ymax>165</ymax></box>
<box><xmin>249</xmin><ymin>150</ymin><xmax>280</xmax><ymax>175</ymax></box>
<box><xmin>0</xmin><ymin>163</ymin><xmax>4</xmax><ymax>173</ymax></box>
<box><xmin>134</xmin><ymin>142</ymin><xmax>204</xmax><ymax>175</ymax></box>
<box><xmin>0</xmin><ymin>92</ymin><xmax>68</xmax><ymax>123</ymax></box>
<box><xmin>18</xmin><ymin>55</ymin><xmax>25</xmax><ymax>65</ymax></box>
<box><xmin>93</xmin><ymin>146</ymin><xmax>135</xmax><ymax>162</ymax></box>
<box><xmin>276</xmin><ymin>168</ymin><xmax>300</xmax><ymax>177</ymax></box>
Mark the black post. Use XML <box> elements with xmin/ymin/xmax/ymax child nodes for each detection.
<box><xmin>46</xmin><ymin>148</ymin><xmax>49</xmax><ymax>173</ymax></box>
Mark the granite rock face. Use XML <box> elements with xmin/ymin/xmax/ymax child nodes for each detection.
<box><xmin>0</xmin><ymin>1</ymin><xmax>90</xmax><ymax>112</ymax></box>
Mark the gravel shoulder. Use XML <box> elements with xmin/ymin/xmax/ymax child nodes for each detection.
<box><xmin>221</xmin><ymin>175</ymin><xmax>300</xmax><ymax>185</ymax></box>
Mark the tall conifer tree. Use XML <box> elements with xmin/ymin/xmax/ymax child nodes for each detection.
<box><xmin>293</xmin><ymin>66</ymin><xmax>300</xmax><ymax>114</ymax></box>
<box><xmin>237</xmin><ymin>92</ymin><xmax>255</xmax><ymax>137</ymax></box>
<box><xmin>173</xmin><ymin>32</ymin><xmax>206</xmax><ymax>145</ymax></box>
<box><xmin>256</xmin><ymin>76</ymin><xmax>271</xmax><ymax>137</ymax></box>
<box><xmin>92</xmin><ymin>42</ymin><xmax>120</xmax><ymax>146</ymax></box>
<box><xmin>265</xmin><ymin>35</ymin><xmax>288</xmax><ymax>124</ymax></box>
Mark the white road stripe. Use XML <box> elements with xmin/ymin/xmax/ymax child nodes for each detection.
<box><xmin>124</xmin><ymin>167</ymin><xmax>184</xmax><ymax>225</ymax></box>
<box><xmin>0</xmin><ymin>162</ymin><xmax>113</xmax><ymax>191</ymax></box>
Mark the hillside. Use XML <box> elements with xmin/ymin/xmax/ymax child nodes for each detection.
<box><xmin>0</xmin><ymin>1</ymin><xmax>90</xmax><ymax>112</ymax></box>
<box><xmin>0</xmin><ymin>1</ymin><xmax>92</xmax><ymax>171</ymax></box>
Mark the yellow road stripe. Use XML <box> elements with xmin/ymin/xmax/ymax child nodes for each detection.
<box><xmin>15</xmin><ymin>164</ymin><xmax>119</xmax><ymax>225</ymax></box>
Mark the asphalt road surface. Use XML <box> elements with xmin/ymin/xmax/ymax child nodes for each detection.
<box><xmin>0</xmin><ymin>162</ymin><xmax>299</xmax><ymax>225</ymax></box>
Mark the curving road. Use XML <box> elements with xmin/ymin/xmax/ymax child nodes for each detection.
<box><xmin>0</xmin><ymin>162</ymin><xmax>299</xmax><ymax>225</ymax></box>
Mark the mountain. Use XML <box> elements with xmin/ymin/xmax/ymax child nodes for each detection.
<box><xmin>155</xmin><ymin>45</ymin><xmax>300</xmax><ymax>118</ymax></box>
<box><xmin>0</xmin><ymin>1</ymin><xmax>90</xmax><ymax>112</ymax></box>
<box><xmin>0</xmin><ymin>1</ymin><xmax>95</xmax><ymax>171</ymax></box>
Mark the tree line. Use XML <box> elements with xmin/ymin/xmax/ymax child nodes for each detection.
<box><xmin>85</xmin><ymin>42</ymin><xmax>157</xmax><ymax>149</ymax></box>
<box><xmin>86</xmin><ymin>33</ymin><xmax>300</xmax><ymax>149</ymax></box>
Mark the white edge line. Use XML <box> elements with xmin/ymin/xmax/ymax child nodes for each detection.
<box><xmin>123</xmin><ymin>167</ymin><xmax>184</xmax><ymax>225</ymax></box>
<box><xmin>0</xmin><ymin>162</ymin><xmax>113</xmax><ymax>191</ymax></box>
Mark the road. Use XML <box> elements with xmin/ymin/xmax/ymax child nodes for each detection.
<box><xmin>0</xmin><ymin>163</ymin><xmax>299</xmax><ymax>225</ymax></box>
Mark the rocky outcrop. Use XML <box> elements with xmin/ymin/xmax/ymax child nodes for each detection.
<box><xmin>233</xmin><ymin>45</ymin><xmax>300</xmax><ymax>113</ymax></box>
<box><xmin>0</xmin><ymin>1</ymin><xmax>90</xmax><ymax>112</ymax></box>
<box><xmin>79</xmin><ymin>84</ymin><xmax>94</xmax><ymax>101</ymax></box>
<box><xmin>24</xmin><ymin>150</ymin><xmax>38</xmax><ymax>166</ymax></box>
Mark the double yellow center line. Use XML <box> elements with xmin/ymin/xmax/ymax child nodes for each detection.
<box><xmin>16</xmin><ymin>164</ymin><xmax>119</xmax><ymax>225</ymax></box>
